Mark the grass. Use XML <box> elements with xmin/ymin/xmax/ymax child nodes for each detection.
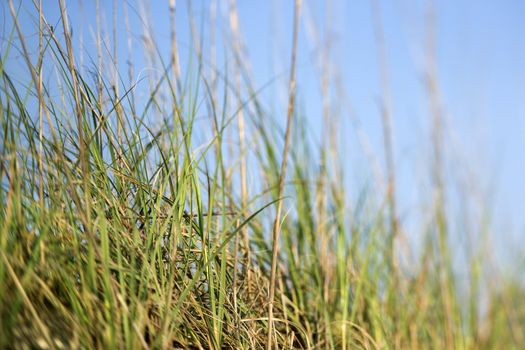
<box><xmin>1</xmin><ymin>1</ymin><xmax>524</xmax><ymax>349</ymax></box>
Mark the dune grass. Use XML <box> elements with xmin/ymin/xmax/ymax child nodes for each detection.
<box><xmin>1</xmin><ymin>1</ymin><xmax>524</xmax><ymax>349</ymax></box>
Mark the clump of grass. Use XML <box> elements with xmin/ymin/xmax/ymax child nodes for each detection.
<box><xmin>1</xmin><ymin>1</ymin><xmax>524</xmax><ymax>349</ymax></box>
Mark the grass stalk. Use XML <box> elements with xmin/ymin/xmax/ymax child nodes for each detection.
<box><xmin>267</xmin><ymin>1</ymin><xmax>302</xmax><ymax>349</ymax></box>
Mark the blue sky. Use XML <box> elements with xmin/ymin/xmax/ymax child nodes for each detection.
<box><xmin>5</xmin><ymin>0</ymin><xmax>525</xmax><ymax>267</ymax></box>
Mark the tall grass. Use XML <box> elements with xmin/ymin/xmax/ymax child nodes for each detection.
<box><xmin>1</xmin><ymin>1</ymin><xmax>524</xmax><ymax>349</ymax></box>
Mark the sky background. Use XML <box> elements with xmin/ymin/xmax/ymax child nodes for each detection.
<box><xmin>4</xmin><ymin>0</ymin><xmax>525</xmax><ymax>270</ymax></box>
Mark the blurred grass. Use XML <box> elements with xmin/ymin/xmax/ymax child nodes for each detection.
<box><xmin>1</xmin><ymin>1</ymin><xmax>524</xmax><ymax>349</ymax></box>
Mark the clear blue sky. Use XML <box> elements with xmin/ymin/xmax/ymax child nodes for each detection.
<box><xmin>5</xmin><ymin>0</ymin><xmax>525</xmax><ymax>267</ymax></box>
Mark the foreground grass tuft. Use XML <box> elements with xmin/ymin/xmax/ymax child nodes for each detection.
<box><xmin>1</xmin><ymin>1</ymin><xmax>524</xmax><ymax>349</ymax></box>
